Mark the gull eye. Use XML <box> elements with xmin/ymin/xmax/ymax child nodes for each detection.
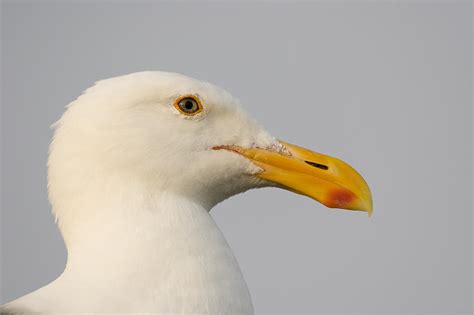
<box><xmin>174</xmin><ymin>96</ymin><xmax>203</xmax><ymax>116</ymax></box>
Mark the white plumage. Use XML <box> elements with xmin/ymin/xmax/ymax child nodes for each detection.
<box><xmin>2</xmin><ymin>71</ymin><xmax>372</xmax><ymax>314</ymax></box>
<box><xmin>2</xmin><ymin>72</ymin><xmax>277</xmax><ymax>314</ymax></box>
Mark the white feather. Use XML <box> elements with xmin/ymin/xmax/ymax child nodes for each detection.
<box><xmin>3</xmin><ymin>71</ymin><xmax>281</xmax><ymax>314</ymax></box>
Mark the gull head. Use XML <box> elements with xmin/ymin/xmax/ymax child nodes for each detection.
<box><xmin>48</xmin><ymin>71</ymin><xmax>372</xmax><ymax>237</ymax></box>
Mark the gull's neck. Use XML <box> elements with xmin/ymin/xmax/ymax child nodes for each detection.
<box><xmin>65</xmin><ymin>193</ymin><xmax>214</xmax><ymax>272</ymax></box>
<box><xmin>45</xmin><ymin>191</ymin><xmax>254</xmax><ymax>313</ymax></box>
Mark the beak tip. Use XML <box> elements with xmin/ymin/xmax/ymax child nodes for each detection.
<box><xmin>326</xmin><ymin>189</ymin><xmax>373</xmax><ymax>217</ymax></box>
<box><xmin>364</xmin><ymin>197</ymin><xmax>373</xmax><ymax>218</ymax></box>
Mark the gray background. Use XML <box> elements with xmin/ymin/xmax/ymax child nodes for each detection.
<box><xmin>1</xmin><ymin>1</ymin><xmax>472</xmax><ymax>314</ymax></box>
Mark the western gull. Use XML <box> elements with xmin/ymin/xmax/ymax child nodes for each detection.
<box><xmin>1</xmin><ymin>71</ymin><xmax>372</xmax><ymax>314</ymax></box>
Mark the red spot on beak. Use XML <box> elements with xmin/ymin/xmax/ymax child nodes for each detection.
<box><xmin>326</xmin><ymin>189</ymin><xmax>356</xmax><ymax>209</ymax></box>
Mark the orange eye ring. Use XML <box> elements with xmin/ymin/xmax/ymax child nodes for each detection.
<box><xmin>173</xmin><ymin>95</ymin><xmax>203</xmax><ymax>116</ymax></box>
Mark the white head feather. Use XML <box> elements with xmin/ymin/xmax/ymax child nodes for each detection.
<box><xmin>48</xmin><ymin>71</ymin><xmax>279</xmax><ymax>246</ymax></box>
<box><xmin>3</xmin><ymin>71</ymin><xmax>371</xmax><ymax>313</ymax></box>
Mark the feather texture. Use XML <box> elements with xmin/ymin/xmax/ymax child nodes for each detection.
<box><xmin>2</xmin><ymin>72</ymin><xmax>284</xmax><ymax>314</ymax></box>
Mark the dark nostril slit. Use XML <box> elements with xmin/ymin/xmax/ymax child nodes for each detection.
<box><xmin>305</xmin><ymin>161</ymin><xmax>329</xmax><ymax>170</ymax></box>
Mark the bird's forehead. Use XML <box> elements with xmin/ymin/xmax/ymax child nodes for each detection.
<box><xmin>93</xmin><ymin>71</ymin><xmax>238</xmax><ymax>110</ymax></box>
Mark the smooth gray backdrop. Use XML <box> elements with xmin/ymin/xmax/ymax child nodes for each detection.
<box><xmin>1</xmin><ymin>1</ymin><xmax>472</xmax><ymax>314</ymax></box>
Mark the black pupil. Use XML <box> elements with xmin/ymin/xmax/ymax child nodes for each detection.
<box><xmin>184</xmin><ymin>100</ymin><xmax>194</xmax><ymax>110</ymax></box>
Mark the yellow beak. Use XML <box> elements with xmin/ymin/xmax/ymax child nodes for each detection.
<box><xmin>216</xmin><ymin>140</ymin><xmax>373</xmax><ymax>216</ymax></box>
